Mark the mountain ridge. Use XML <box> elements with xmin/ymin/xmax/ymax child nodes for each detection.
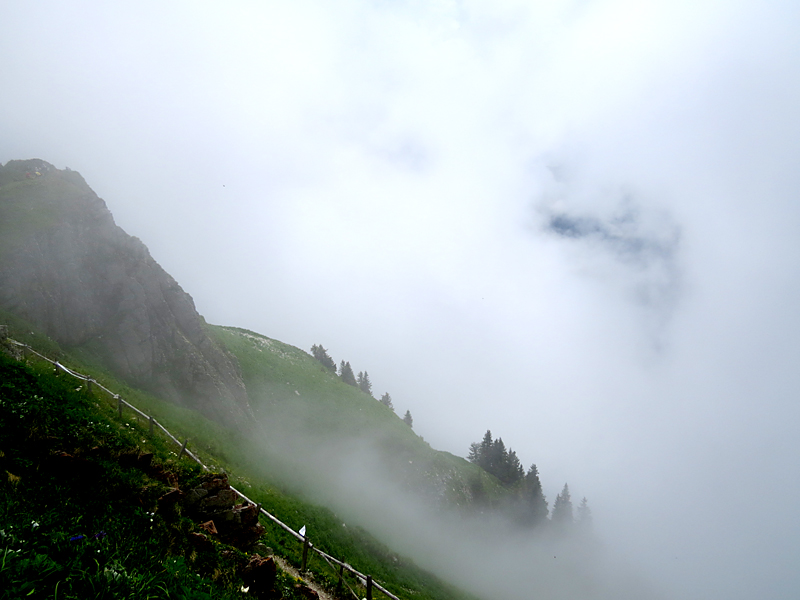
<box><xmin>0</xmin><ymin>159</ymin><xmax>253</xmax><ymax>426</ymax></box>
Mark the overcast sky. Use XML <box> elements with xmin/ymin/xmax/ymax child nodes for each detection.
<box><xmin>3</xmin><ymin>1</ymin><xmax>800</xmax><ymax>598</ymax></box>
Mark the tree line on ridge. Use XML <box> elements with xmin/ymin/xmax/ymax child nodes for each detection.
<box><xmin>468</xmin><ymin>429</ymin><xmax>591</xmax><ymax>531</ymax></box>
<box><xmin>311</xmin><ymin>343</ymin><xmax>589</xmax><ymax>531</ymax></box>
<box><xmin>310</xmin><ymin>344</ymin><xmax>413</xmax><ymax>428</ymax></box>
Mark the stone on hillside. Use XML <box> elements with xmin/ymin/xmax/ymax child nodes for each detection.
<box><xmin>188</xmin><ymin>532</ymin><xmax>213</xmax><ymax>552</ymax></box>
<box><xmin>241</xmin><ymin>555</ymin><xmax>277</xmax><ymax>600</ymax></box>
<box><xmin>199</xmin><ymin>488</ymin><xmax>237</xmax><ymax>511</ymax></box>
<box><xmin>183</xmin><ymin>473</ymin><xmax>265</xmax><ymax>550</ymax></box>
<box><xmin>157</xmin><ymin>488</ymin><xmax>184</xmax><ymax>508</ymax></box>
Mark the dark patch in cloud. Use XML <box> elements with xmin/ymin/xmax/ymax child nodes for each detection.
<box><xmin>546</xmin><ymin>207</ymin><xmax>680</xmax><ymax>268</ymax></box>
<box><xmin>538</xmin><ymin>194</ymin><xmax>683</xmax><ymax>316</ymax></box>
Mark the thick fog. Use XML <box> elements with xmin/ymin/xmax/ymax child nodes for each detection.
<box><xmin>3</xmin><ymin>1</ymin><xmax>800</xmax><ymax>598</ymax></box>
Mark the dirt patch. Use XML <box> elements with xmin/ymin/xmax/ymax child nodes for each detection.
<box><xmin>272</xmin><ymin>556</ymin><xmax>336</xmax><ymax>600</ymax></box>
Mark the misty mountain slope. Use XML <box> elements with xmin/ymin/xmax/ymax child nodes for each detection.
<box><xmin>0</xmin><ymin>320</ymin><xmax>479</xmax><ymax>600</ymax></box>
<box><xmin>0</xmin><ymin>159</ymin><xmax>665</xmax><ymax>600</ymax></box>
<box><xmin>210</xmin><ymin>325</ymin><xmax>666</xmax><ymax>600</ymax></box>
<box><xmin>0</xmin><ymin>160</ymin><xmax>252</xmax><ymax>426</ymax></box>
<box><xmin>209</xmin><ymin>325</ymin><xmax>507</xmax><ymax>509</ymax></box>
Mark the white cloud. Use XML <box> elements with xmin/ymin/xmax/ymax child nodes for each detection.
<box><xmin>2</xmin><ymin>1</ymin><xmax>800</xmax><ymax>598</ymax></box>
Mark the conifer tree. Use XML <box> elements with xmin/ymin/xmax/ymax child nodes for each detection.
<box><xmin>357</xmin><ymin>371</ymin><xmax>373</xmax><ymax>396</ymax></box>
<box><xmin>502</xmin><ymin>449</ymin><xmax>525</xmax><ymax>487</ymax></box>
<box><xmin>311</xmin><ymin>344</ymin><xmax>336</xmax><ymax>372</ymax></box>
<box><xmin>552</xmin><ymin>483</ymin><xmax>574</xmax><ymax>524</ymax></box>
<box><xmin>403</xmin><ymin>410</ymin><xmax>413</xmax><ymax>428</ymax></box>
<box><xmin>468</xmin><ymin>430</ymin><xmax>494</xmax><ymax>470</ymax></box>
<box><xmin>379</xmin><ymin>392</ymin><xmax>394</xmax><ymax>410</ymax></box>
<box><xmin>521</xmin><ymin>464</ymin><xmax>549</xmax><ymax>527</ymax></box>
<box><xmin>577</xmin><ymin>497</ymin><xmax>592</xmax><ymax>530</ymax></box>
<box><xmin>339</xmin><ymin>360</ymin><xmax>357</xmax><ymax>386</ymax></box>
<box><xmin>467</xmin><ymin>431</ymin><xmax>524</xmax><ymax>487</ymax></box>
<box><xmin>468</xmin><ymin>432</ymin><xmax>491</xmax><ymax>474</ymax></box>
<box><xmin>467</xmin><ymin>442</ymin><xmax>481</xmax><ymax>464</ymax></box>
<box><xmin>488</xmin><ymin>437</ymin><xmax>507</xmax><ymax>478</ymax></box>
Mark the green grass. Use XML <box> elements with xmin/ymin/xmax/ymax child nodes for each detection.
<box><xmin>210</xmin><ymin>324</ymin><xmax>506</xmax><ymax>510</ymax></box>
<box><xmin>0</xmin><ymin>351</ymin><xmax>251</xmax><ymax>599</ymax></box>
<box><xmin>0</xmin><ymin>321</ymin><xmax>484</xmax><ymax>600</ymax></box>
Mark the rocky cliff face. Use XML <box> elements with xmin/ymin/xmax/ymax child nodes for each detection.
<box><xmin>0</xmin><ymin>159</ymin><xmax>253</xmax><ymax>426</ymax></box>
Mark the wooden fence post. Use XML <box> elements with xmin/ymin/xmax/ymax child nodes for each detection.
<box><xmin>116</xmin><ymin>395</ymin><xmax>123</xmax><ymax>418</ymax></box>
<box><xmin>87</xmin><ymin>379</ymin><xmax>93</xmax><ymax>394</ymax></box>
<box><xmin>178</xmin><ymin>439</ymin><xmax>189</xmax><ymax>459</ymax></box>
<box><xmin>337</xmin><ymin>563</ymin><xmax>344</xmax><ymax>594</ymax></box>
<box><xmin>149</xmin><ymin>415</ymin><xmax>154</xmax><ymax>435</ymax></box>
<box><xmin>301</xmin><ymin>536</ymin><xmax>310</xmax><ymax>572</ymax></box>
<box><xmin>366</xmin><ymin>575</ymin><xmax>373</xmax><ymax>600</ymax></box>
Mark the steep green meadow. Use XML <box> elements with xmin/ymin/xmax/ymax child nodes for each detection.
<box><xmin>208</xmin><ymin>325</ymin><xmax>506</xmax><ymax>509</ymax></box>
<box><xmin>0</xmin><ymin>314</ymin><xmax>482</xmax><ymax>600</ymax></box>
<box><xmin>0</xmin><ymin>350</ymin><xmax>252</xmax><ymax>599</ymax></box>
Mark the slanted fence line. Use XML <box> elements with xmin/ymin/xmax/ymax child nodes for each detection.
<box><xmin>6</xmin><ymin>338</ymin><xmax>400</xmax><ymax>600</ymax></box>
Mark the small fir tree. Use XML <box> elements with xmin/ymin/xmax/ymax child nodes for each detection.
<box><xmin>501</xmin><ymin>449</ymin><xmax>525</xmax><ymax>487</ymax></box>
<box><xmin>521</xmin><ymin>464</ymin><xmax>549</xmax><ymax>527</ymax></box>
<box><xmin>577</xmin><ymin>497</ymin><xmax>592</xmax><ymax>530</ymax></box>
<box><xmin>310</xmin><ymin>344</ymin><xmax>336</xmax><ymax>372</ymax></box>
<box><xmin>403</xmin><ymin>410</ymin><xmax>413</xmax><ymax>428</ymax></box>
<box><xmin>339</xmin><ymin>360</ymin><xmax>357</xmax><ymax>386</ymax></box>
<box><xmin>357</xmin><ymin>371</ymin><xmax>373</xmax><ymax>396</ymax></box>
<box><xmin>467</xmin><ymin>430</ymin><xmax>523</xmax><ymax>487</ymax></box>
<box><xmin>488</xmin><ymin>437</ymin><xmax>507</xmax><ymax>479</ymax></box>
<box><xmin>552</xmin><ymin>483</ymin><xmax>574</xmax><ymax>525</ymax></box>
<box><xmin>468</xmin><ymin>430</ymin><xmax>494</xmax><ymax>470</ymax></box>
<box><xmin>379</xmin><ymin>392</ymin><xmax>394</xmax><ymax>410</ymax></box>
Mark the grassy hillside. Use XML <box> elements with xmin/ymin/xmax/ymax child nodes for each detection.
<box><xmin>0</xmin><ymin>314</ymin><xmax>481</xmax><ymax>600</ymax></box>
<box><xmin>0</xmin><ymin>349</ymin><xmax>254</xmax><ymax>599</ymax></box>
<box><xmin>209</xmin><ymin>325</ymin><xmax>507</xmax><ymax>510</ymax></box>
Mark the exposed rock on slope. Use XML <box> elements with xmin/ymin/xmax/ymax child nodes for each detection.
<box><xmin>0</xmin><ymin>159</ymin><xmax>253</xmax><ymax>426</ymax></box>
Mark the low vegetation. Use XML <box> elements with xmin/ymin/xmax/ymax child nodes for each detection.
<box><xmin>0</xmin><ymin>317</ymin><xmax>478</xmax><ymax>600</ymax></box>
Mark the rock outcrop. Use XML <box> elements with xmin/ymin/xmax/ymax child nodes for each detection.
<box><xmin>0</xmin><ymin>159</ymin><xmax>253</xmax><ymax>426</ymax></box>
<box><xmin>184</xmin><ymin>473</ymin><xmax>266</xmax><ymax>549</ymax></box>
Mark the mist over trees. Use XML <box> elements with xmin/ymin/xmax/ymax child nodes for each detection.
<box><xmin>309</xmin><ymin>347</ymin><xmax>589</xmax><ymax>535</ymax></box>
<box><xmin>552</xmin><ymin>483</ymin><xmax>574</xmax><ymax>525</ymax></box>
<box><xmin>468</xmin><ymin>430</ymin><xmax>589</xmax><ymax>531</ymax></box>
<box><xmin>577</xmin><ymin>496</ymin><xmax>592</xmax><ymax>530</ymax></box>
<box><xmin>520</xmin><ymin>464</ymin><xmax>549</xmax><ymax>528</ymax></box>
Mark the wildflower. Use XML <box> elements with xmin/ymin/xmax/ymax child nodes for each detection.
<box><xmin>240</xmin><ymin>586</ymin><xmax>250</xmax><ymax>593</ymax></box>
<box><xmin>70</xmin><ymin>535</ymin><xmax>85</xmax><ymax>542</ymax></box>
<box><xmin>31</xmin><ymin>521</ymin><xmax>39</xmax><ymax>529</ymax></box>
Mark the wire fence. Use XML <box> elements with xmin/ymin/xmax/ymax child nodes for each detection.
<box><xmin>4</xmin><ymin>337</ymin><xmax>400</xmax><ymax>600</ymax></box>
